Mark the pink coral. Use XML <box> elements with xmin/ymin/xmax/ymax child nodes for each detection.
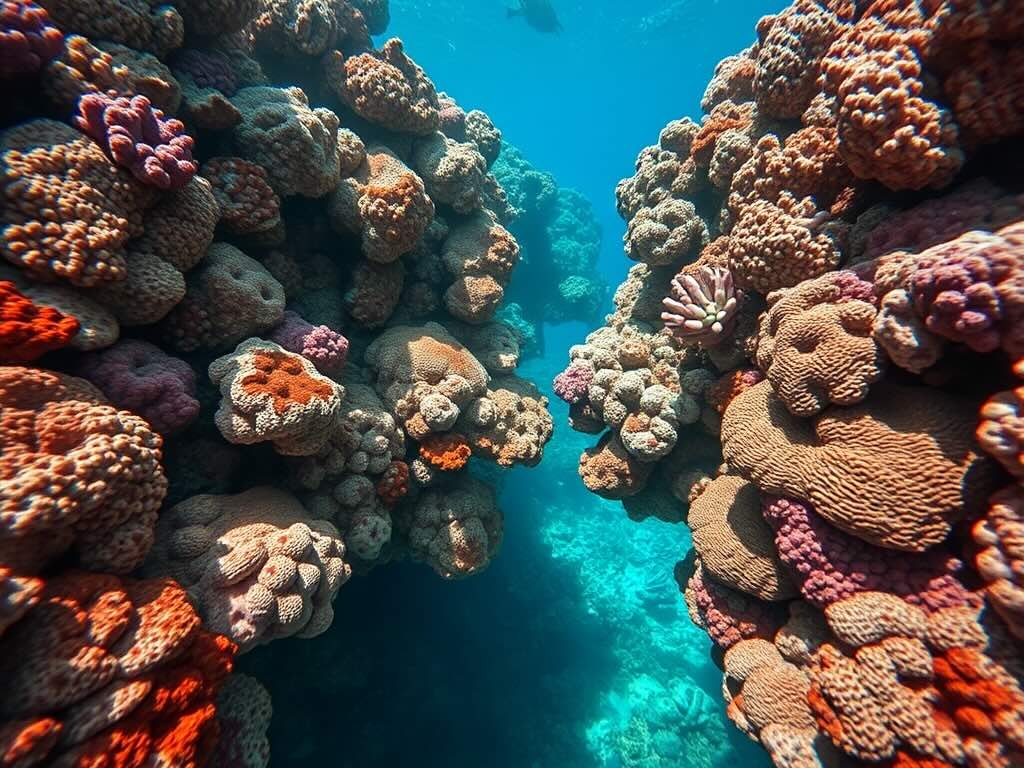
<box><xmin>681</xmin><ymin>560</ymin><xmax>785</xmax><ymax>650</ymax></box>
<box><xmin>661</xmin><ymin>265</ymin><xmax>742</xmax><ymax>345</ymax></box>
<box><xmin>0</xmin><ymin>0</ymin><xmax>63</xmax><ymax>75</ymax></box>
<box><xmin>73</xmin><ymin>93</ymin><xmax>197</xmax><ymax>190</ymax></box>
<box><xmin>908</xmin><ymin>223</ymin><xmax>1024</xmax><ymax>358</ymax></box>
<box><xmin>268</xmin><ymin>310</ymin><xmax>349</xmax><ymax>376</ymax></box>
<box><xmin>553</xmin><ymin>363</ymin><xmax>593</xmax><ymax>405</ymax></box>
<box><xmin>74</xmin><ymin>340</ymin><xmax>199</xmax><ymax>435</ymax></box>
<box><xmin>762</xmin><ymin>495</ymin><xmax>977</xmax><ymax>613</ymax></box>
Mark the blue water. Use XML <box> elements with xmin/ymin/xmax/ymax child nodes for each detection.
<box><xmin>241</xmin><ymin>2</ymin><xmax>783</xmax><ymax>765</ymax></box>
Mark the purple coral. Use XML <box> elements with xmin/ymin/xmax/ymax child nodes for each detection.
<box><xmin>909</xmin><ymin>224</ymin><xmax>1024</xmax><ymax>357</ymax></box>
<box><xmin>682</xmin><ymin>562</ymin><xmax>784</xmax><ymax>649</ymax></box>
<box><xmin>75</xmin><ymin>339</ymin><xmax>200</xmax><ymax>435</ymax></box>
<box><xmin>171</xmin><ymin>48</ymin><xmax>238</xmax><ymax>95</ymax></box>
<box><xmin>661</xmin><ymin>265</ymin><xmax>742</xmax><ymax>345</ymax></box>
<box><xmin>74</xmin><ymin>93</ymin><xmax>197</xmax><ymax>189</ymax></box>
<box><xmin>553</xmin><ymin>362</ymin><xmax>593</xmax><ymax>405</ymax></box>
<box><xmin>268</xmin><ymin>310</ymin><xmax>349</xmax><ymax>376</ymax></box>
<box><xmin>0</xmin><ymin>0</ymin><xmax>63</xmax><ymax>75</ymax></box>
<box><xmin>762</xmin><ymin>495</ymin><xmax>979</xmax><ymax>614</ymax></box>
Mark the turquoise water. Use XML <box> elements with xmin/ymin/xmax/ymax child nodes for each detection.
<box><xmin>241</xmin><ymin>2</ymin><xmax>781</xmax><ymax>764</ymax></box>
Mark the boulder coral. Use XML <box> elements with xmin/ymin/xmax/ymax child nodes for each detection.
<box><xmin>145</xmin><ymin>486</ymin><xmax>350</xmax><ymax>651</ymax></box>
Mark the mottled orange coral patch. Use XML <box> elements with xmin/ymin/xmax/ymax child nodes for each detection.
<box><xmin>240</xmin><ymin>351</ymin><xmax>335</xmax><ymax>415</ymax></box>
<box><xmin>690</xmin><ymin>101</ymin><xmax>755</xmax><ymax>165</ymax></box>
<box><xmin>375</xmin><ymin>460</ymin><xmax>410</xmax><ymax>506</ymax></box>
<box><xmin>419</xmin><ymin>432</ymin><xmax>472</xmax><ymax>471</ymax></box>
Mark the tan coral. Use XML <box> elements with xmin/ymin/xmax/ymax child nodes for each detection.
<box><xmin>458</xmin><ymin>375</ymin><xmax>554</xmax><ymax>468</ymax></box>
<box><xmin>209</xmin><ymin>339</ymin><xmax>344</xmax><ymax>456</ymax></box>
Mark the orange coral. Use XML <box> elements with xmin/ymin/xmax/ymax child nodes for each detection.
<box><xmin>705</xmin><ymin>369</ymin><xmax>765</xmax><ymax>416</ymax></box>
<box><xmin>376</xmin><ymin>460</ymin><xmax>410</xmax><ymax>506</ymax></box>
<box><xmin>0</xmin><ymin>281</ymin><xmax>79</xmax><ymax>362</ymax></box>
<box><xmin>0</xmin><ymin>571</ymin><xmax>236</xmax><ymax>768</ymax></box>
<box><xmin>240</xmin><ymin>350</ymin><xmax>337</xmax><ymax>416</ymax></box>
<box><xmin>419</xmin><ymin>432</ymin><xmax>472</xmax><ymax>471</ymax></box>
<box><xmin>690</xmin><ymin>100</ymin><xmax>756</xmax><ymax>166</ymax></box>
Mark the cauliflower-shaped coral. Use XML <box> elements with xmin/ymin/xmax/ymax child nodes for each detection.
<box><xmin>145</xmin><ymin>486</ymin><xmax>351</xmax><ymax>651</ymax></box>
<box><xmin>0</xmin><ymin>0</ymin><xmax>63</xmax><ymax>76</ymax></box>
<box><xmin>458</xmin><ymin>374</ymin><xmax>553</xmax><ymax>468</ymax></box>
<box><xmin>441</xmin><ymin>212</ymin><xmax>520</xmax><ymax>323</ymax></box>
<box><xmin>201</xmin><ymin>156</ymin><xmax>281</xmax><ymax>235</ymax></box>
<box><xmin>269</xmin><ymin>311</ymin><xmax>349</xmax><ymax>376</ymax></box>
<box><xmin>411</xmin><ymin>132</ymin><xmax>487</xmax><ymax>214</ymax></box>
<box><xmin>398</xmin><ymin>477</ymin><xmax>503</xmax><ymax>579</ymax></box>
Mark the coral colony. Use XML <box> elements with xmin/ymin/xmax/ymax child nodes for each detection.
<box><xmin>0</xmin><ymin>0</ymin><xmax>1022</xmax><ymax>767</ymax></box>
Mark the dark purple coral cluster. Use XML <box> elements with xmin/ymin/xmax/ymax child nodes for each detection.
<box><xmin>0</xmin><ymin>0</ymin><xmax>62</xmax><ymax>75</ymax></box>
<box><xmin>562</xmin><ymin>2</ymin><xmax>1024</xmax><ymax>766</ymax></box>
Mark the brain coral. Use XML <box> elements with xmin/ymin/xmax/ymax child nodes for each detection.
<box><xmin>2</xmin><ymin>119</ymin><xmax>153</xmax><ymax>287</ymax></box>
<box><xmin>0</xmin><ymin>367</ymin><xmax>166</xmax><ymax>575</ymax></box>
<box><xmin>209</xmin><ymin>338</ymin><xmax>344</xmax><ymax>456</ymax></box>
<box><xmin>754</xmin><ymin>270</ymin><xmax>882</xmax><ymax>417</ymax></box>
<box><xmin>399</xmin><ymin>477</ymin><xmax>503</xmax><ymax>579</ymax></box>
<box><xmin>230</xmin><ymin>86</ymin><xmax>343</xmax><ymax>198</ymax></box>
<box><xmin>688</xmin><ymin>475</ymin><xmax>797</xmax><ymax>601</ymax></box>
<box><xmin>721</xmin><ymin>379</ymin><xmax>992</xmax><ymax>552</ymax></box>
<box><xmin>145</xmin><ymin>486</ymin><xmax>351</xmax><ymax>651</ymax></box>
<box><xmin>0</xmin><ymin>571</ymin><xmax>235</xmax><ymax>766</ymax></box>
<box><xmin>325</xmin><ymin>37</ymin><xmax>440</xmax><ymax>135</ymax></box>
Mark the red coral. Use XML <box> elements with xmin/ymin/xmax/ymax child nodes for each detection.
<box><xmin>0</xmin><ymin>281</ymin><xmax>79</xmax><ymax>362</ymax></box>
<box><xmin>375</xmin><ymin>460</ymin><xmax>410</xmax><ymax>507</ymax></box>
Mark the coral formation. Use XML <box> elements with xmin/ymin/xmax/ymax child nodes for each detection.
<box><xmin>0</xmin><ymin>0</ymin><xmax>557</xmax><ymax>762</ymax></box>
<box><xmin>560</xmin><ymin>4</ymin><xmax>1024</xmax><ymax>767</ymax></box>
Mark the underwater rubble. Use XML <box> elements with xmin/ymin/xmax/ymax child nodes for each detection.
<box><xmin>0</xmin><ymin>0</ymin><xmax>556</xmax><ymax>763</ymax></box>
<box><xmin>558</xmin><ymin>1</ymin><xmax>1024</xmax><ymax>767</ymax></box>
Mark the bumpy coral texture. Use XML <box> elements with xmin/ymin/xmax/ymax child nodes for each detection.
<box><xmin>411</xmin><ymin>132</ymin><xmax>487</xmax><ymax>214</ymax></box>
<box><xmin>755</xmin><ymin>271</ymin><xmax>882</xmax><ymax>417</ymax></box>
<box><xmin>553</xmin><ymin>362</ymin><xmax>594</xmax><ymax>405</ymax></box>
<box><xmin>0</xmin><ymin>0</ymin><xmax>63</xmax><ymax>75</ymax></box>
<box><xmin>2</xmin><ymin>119</ymin><xmax>151</xmax><ymax>287</ymax></box>
<box><xmin>721</xmin><ymin>380</ymin><xmax>990</xmax><ymax>551</ymax></box>
<box><xmin>972</xmin><ymin>485</ymin><xmax>1024</xmax><ymax>640</ymax></box>
<box><xmin>74</xmin><ymin>93</ymin><xmax>197</xmax><ymax>190</ymax></box>
<box><xmin>209</xmin><ymin>338</ymin><xmax>344</xmax><ymax>457</ymax></box>
<box><xmin>201</xmin><ymin>156</ymin><xmax>281</xmax><ymax>235</ymax></box>
<box><xmin>74</xmin><ymin>340</ymin><xmax>199</xmax><ymax>435</ymax></box>
<box><xmin>230</xmin><ymin>86</ymin><xmax>343</xmax><ymax>198</ymax></box>
<box><xmin>418</xmin><ymin>432</ymin><xmax>472</xmax><ymax>471</ymax></box>
<box><xmin>0</xmin><ymin>280</ymin><xmax>79</xmax><ymax>362</ymax></box>
<box><xmin>145</xmin><ymin>486</ymin><xmax>351</xmax><ymax>651</ymax></box>
<box><xmin>329</xmin><ymin>145</ymin><xmax>434</xmax><ymax>263</ymax></box>
<box><xmin>162</xmin><ymin>243</ymin><xmax>285</xmax><ymax>353</ymax></box>
<box><xmin>326</xmin><ymin>38</ymin><xmax>440</xmax><ymax>135</ymax></box>
<box><xmin>908</xmin><ymin>222</ymin><xmax>1024</xmax><ymax>359</ymax></box>
<box><xmin>38</xmin><ymin>0</ymin><xmax>183</xmax><ymax>56</ymax></box>
<box><xmin>174</xmin><ymin>0</ymin><xmax>261</xmax><ymax>37</ymax></box>
<box><xmin>0</xmin><ymin>571</ymin><xmax>235</xmax><ymax>767</ymax></box>
<box><xmin>400</xmin><ymin>477</ymin><xmax>503</xmax><ymax>579</ymax></box>
<box><xmin>441</xmin><ymin>212</ymin><xmax>520</xmax><ymax>323</ymax></box>
<box><xmin>977</xmin><ymin>385</ymin><xmax>1024</xmax><ymax>479</ymax></box>
<box><xmin>269</xmin><ymin>311</ymin><xmax>349</xmax><ymax>376</ymax></box>
<box><xmin>819</xmin><ymin>15</ymin><xmax>963</xmax><ymax>190</ymax></box>
<box><xmin>459</xmin><ymin>375</ymin><xmax>553</xmax><ymax>468</ymax></box>
<box><xmin>0</xmin><ymin>367</ymin><xmax>167</xmax><ymax>575</ymax></box>
<box><xmin>681</xmin><ymin>559</ymin><xmax>784</xmax><ymax>650</ymax></box>
<box><xmin>211</xmin><ymin>674</ymin><xmax>272</xmax><ymax>768</ymax></box>
<box><xmin>763</xmin><ymin>495</ymin><xmax>976</xmax><ymax>612</ymax></box>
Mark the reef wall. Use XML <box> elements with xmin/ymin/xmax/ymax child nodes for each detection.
<box><xmin>0</xmin><ymin>0</ymin><xmax>557</xmax><ymax>763</ymax></box>
<box><xmin>558</xmin><ymin>1</ymin><xmax>1024</xmax><ymax>766</ymax></box>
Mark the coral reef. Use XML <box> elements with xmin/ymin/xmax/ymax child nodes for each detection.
<box><xmin>562</xmin><ymin>3</ymin><xmax>1024</xmax><ymax>767</ymax></box>
<box><xmin>0</xmin><ymin>2</ymin><xmax>554</xmax><ymax>763</ymax></box>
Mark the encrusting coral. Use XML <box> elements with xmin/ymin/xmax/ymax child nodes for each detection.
<box><xmin>560</xmin><ymin>2</ymin><xmax>1024</xmax><ymax>766</ymax></box>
